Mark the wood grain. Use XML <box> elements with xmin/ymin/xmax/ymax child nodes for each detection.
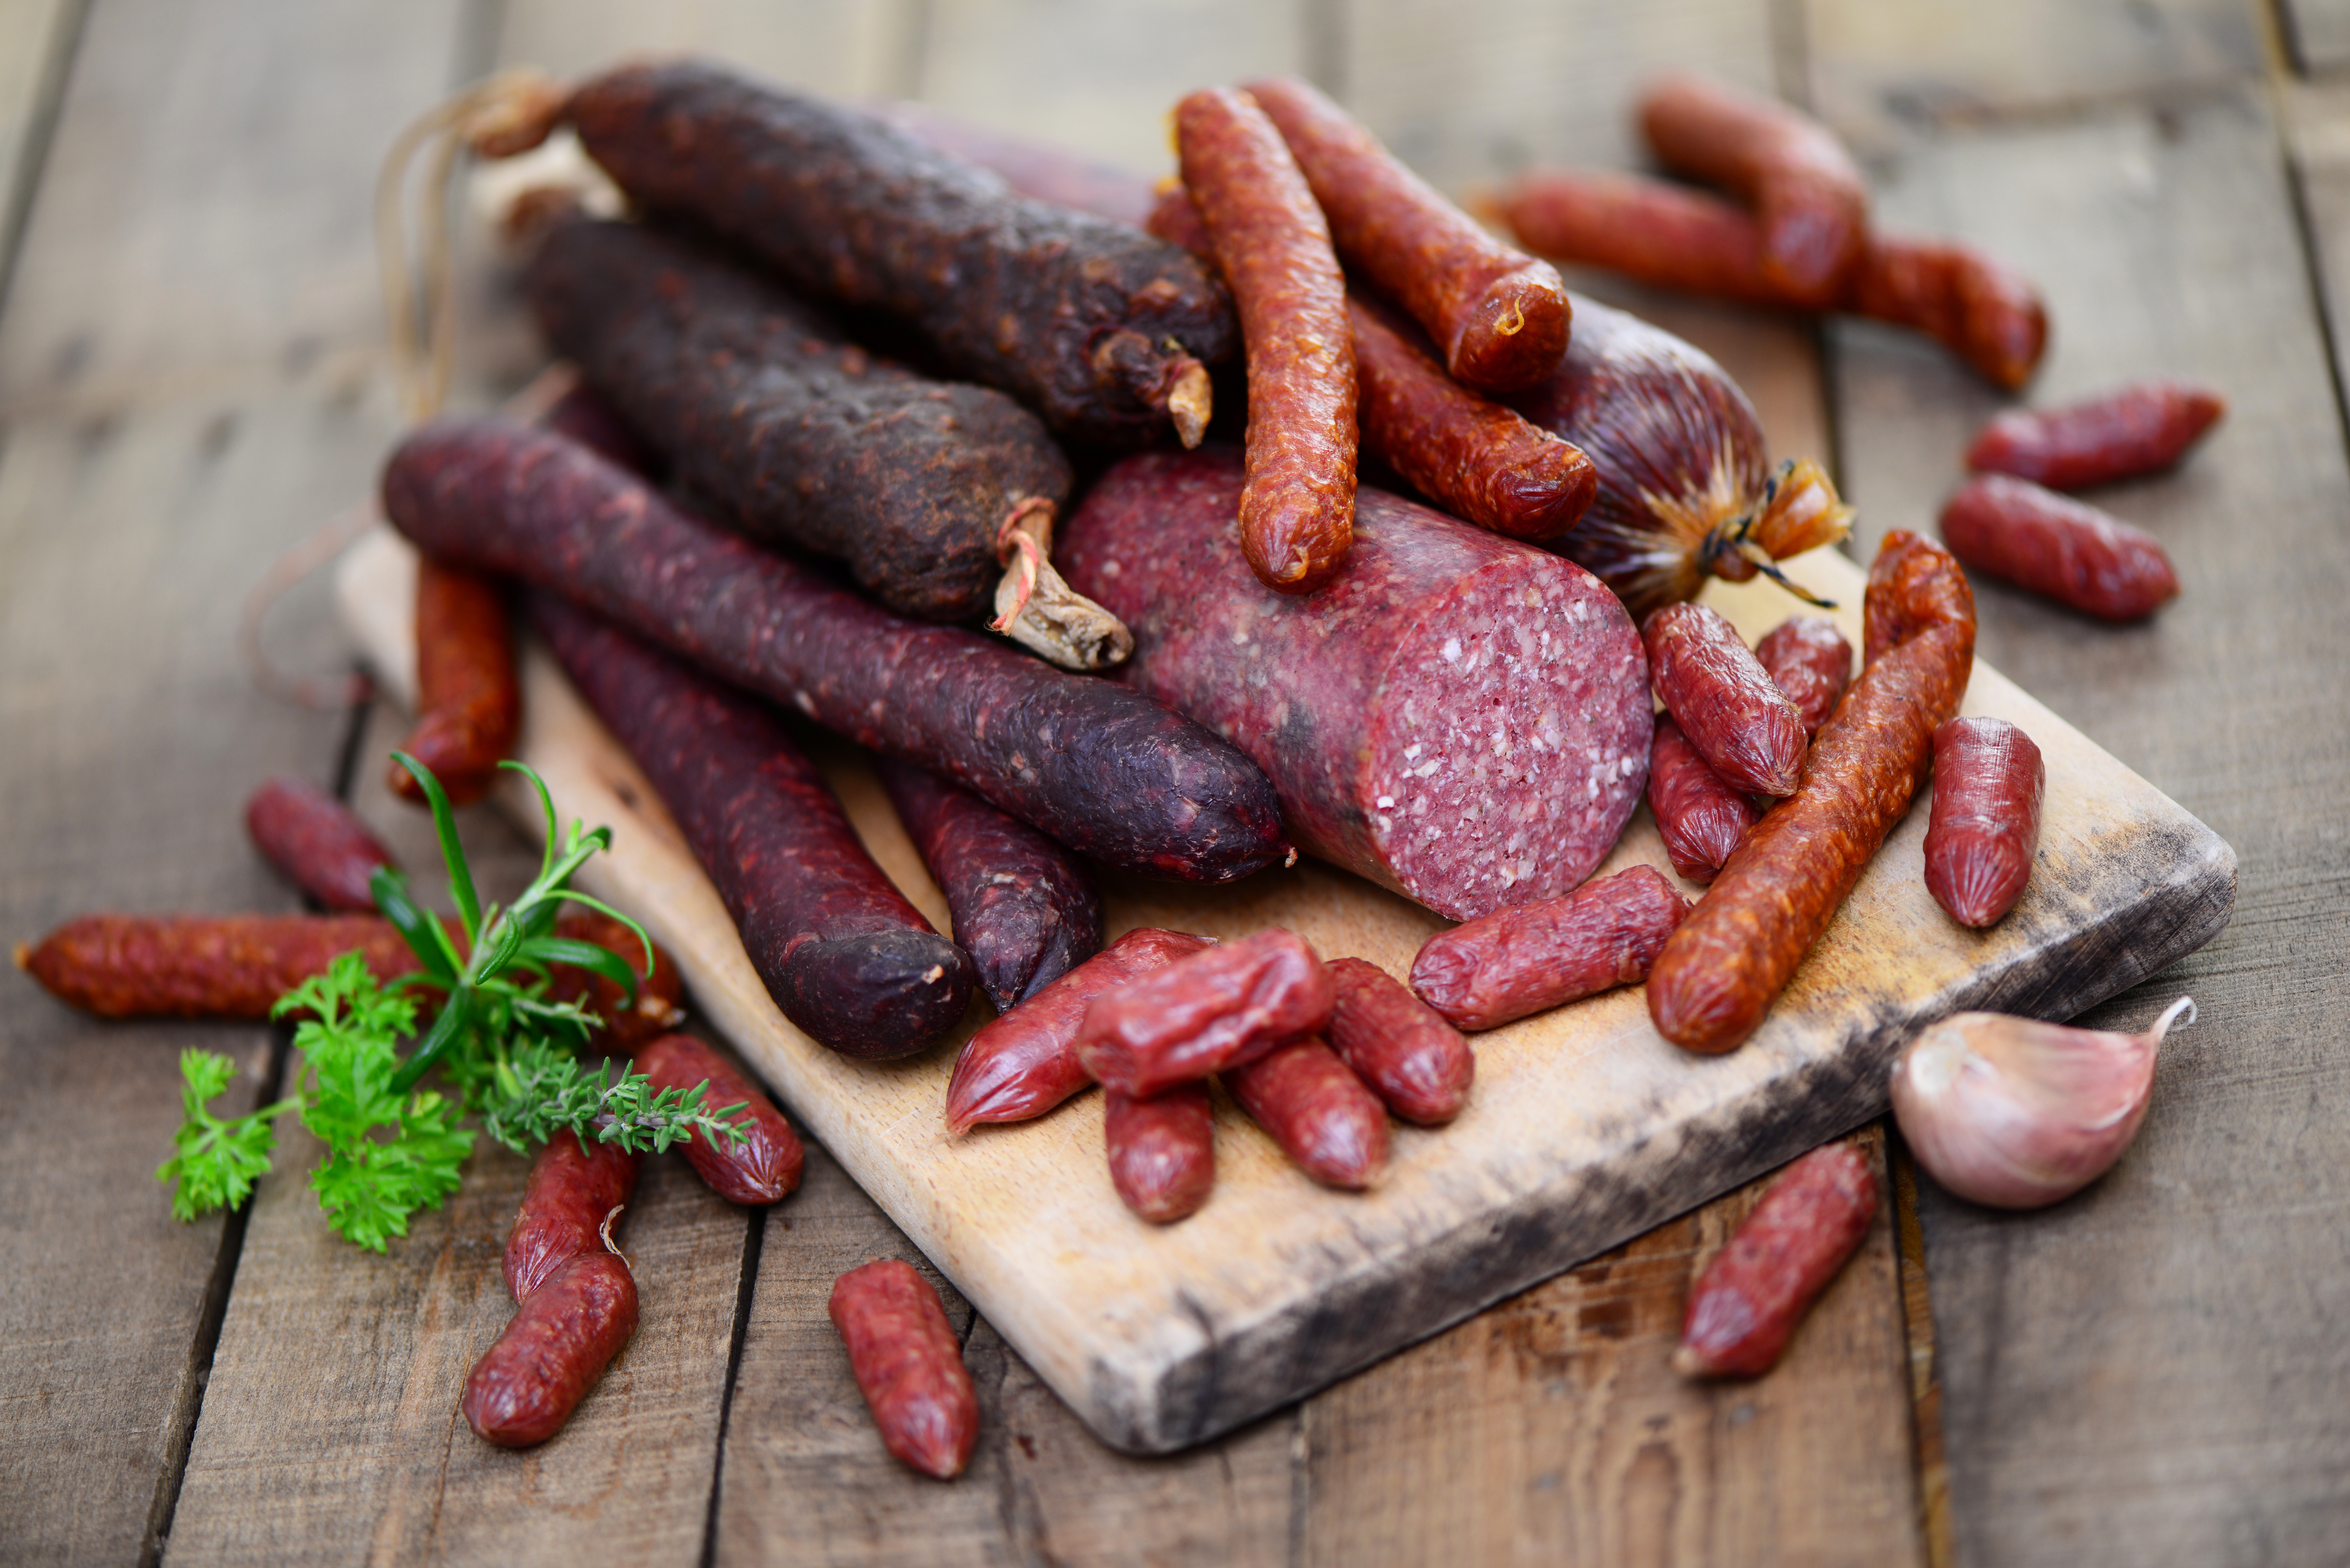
<box><xmin>2281</xmin><ymin>0</ymin><xmax>2350</xmax><ymax>74</ymax></box>
<box><xmin>0</xmin><ymin>0</ymin><xmax>87</xmax><ymax>306</ymax></box>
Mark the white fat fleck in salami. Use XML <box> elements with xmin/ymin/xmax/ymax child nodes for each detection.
<box><xmin>1057</xmin><ymin>448</ymin><xmax>1653</xmax><ymax>921</ymax></box>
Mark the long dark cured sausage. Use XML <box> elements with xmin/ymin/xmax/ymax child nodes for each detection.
<box><xmin>533</xmin><ymin>594</ymin><xmax>975</xmax><ymax>1060</ymax></box>
<box><xmin>380</xmin><ymin>419</ymin><xmax>1287</xmax><ymax>884</ymax></box>
<box><xmin>563</xmin><ymin>61</ymin><xmax>1233</xmax><ymax>449</ymax></box>
<box><xmin>527</xmin><ymin>219</ymin><xmax>1072</xmax><ymax>627</ymax></box>
<box><xmin>875</xmin><ymin>757</ymin><xmax>1101</xmax><ymax>1014</ymax></box>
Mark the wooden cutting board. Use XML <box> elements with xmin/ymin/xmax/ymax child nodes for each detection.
<box><xmin>335</xmin><ymin>526</ymin><xmax>2232</xmax><ymax>1455</ymax></box>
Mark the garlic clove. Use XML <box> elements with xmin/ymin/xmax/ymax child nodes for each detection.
<box><xmin>1890</xmin><ymin>996</ymin><xmax>2193</xmax><ymax>1210</ymax></box>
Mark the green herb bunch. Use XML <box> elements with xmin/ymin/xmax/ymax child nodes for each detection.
<box><xmin>157</xmin><ymin>753</ymin><xmax>745</xmax><ymax>1250</ymax></box>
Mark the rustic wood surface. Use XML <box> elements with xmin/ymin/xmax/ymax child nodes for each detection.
<box><xmin>0</xmin><ymin>1</ymin><xmax>2338</xmax><ymax>1565</ymax></box>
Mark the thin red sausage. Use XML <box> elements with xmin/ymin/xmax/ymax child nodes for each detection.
<box><xmin>542</xmin><ymin>909</ymin><xmax>687</xmax><ymax>1054</ymax></box>
<box><xmin>1754</xmin><ymin>615</ymin><xmax>1852</xmax><ymax>739</ymax></box>
<box><xmin>1104</xmin><ymin>1084</ymin><xmax>1216</xmax><ymax>1224</ymax></box>
<box><xmin>945</xmin><ymin>928</ymin><xmax>1214</xmax><ymax>1135</ymax></box>
<box><xmin>1848</xmin><ymin>233</ymin><xmax>2048</xmax><ymax>393</ymax></box>
<box><xmin>829</xmin><ymin>1259</ymin><xmax>980</xmax><ymax>1479</ymax></box>
<box><xmin>505</xmin><ymin>1133</ymin><xmax>642</xmax><ymax>1302</ymax></box>
<box><xmin>390</xmin><ymin>557</ymin><xmax>519</xmax><ymax>809</ymax></box>
<box><xmin>633</xmin><ymin>1033</ymin><xmax>806</xmax><ymax>1205</ymax></box>
<box><xmin>1323</xmin><ymin>957</ymin><xmax>1474</xmax><ymax>1125</ymax></box>
<box><xmin>1225</xmin><ymin>1035</ymin><xmax>1389</xmax><ymax>1190</ymax></box>
<box><xmin>1075</xmin><ymin>929</ymin><xmax>1335</xmax><ymax>1098</ymax></box>
<box><xmin>1966</xmin><ymin>378</ymin><xmax>2225</xmax><ymax>490</ymax></box>
<box><xmin>1638</xmin><ymin>72</ymin><xmax>1869</xmax><ymax>308</ymax></box>
<box><xmin>1643</xmin><ymin>602</ymin><xmax>1806</xmax><ymax>798</ymax></box>
<box><xmin>462</xmin><ymin>1248</ymin><xmax>639</xmax><ymax>1447</ymax></box>
<box><xmin>1647</xmin><ymin>718</ymin><xmax>1761</xmax><ymax>886</ymax></box>
<box><xmin>1938</xmin><ymin>474</ymin><xmax>2178</xmax><ymax>622</ymax></box>
<box><xmin>1649</xmin><ymin>531</ymin><xmax>1975</xmax><ymax>1054</ymax></box>
<box><xmin>1175</xmin><ymin>87</ymin><xmax>1356</xmax><ymax>595</ymax></box>
<box><xmin>1247</xmin><ymin>76</ymin><xmax>1568</xmax><ymax>393</ymax></box>
<box><xmin>1924</xmin><ymin>717</ymin><xmax>2045</xmax><ymax>928</ymax></box>
<box><xmin>1675</xmin><ymin>1142</ymin><xmax>1878</xmax><ymax>1377</ymax></box>
<box><xmin>244</xmin><ymin>775</ymin><xmax>398</xmax><ymax>913</ymax></box>
<box><xmin>1409</xmin><ymin>865</ymin><xmax>1691</xmax><ymax>1032</ymax></box>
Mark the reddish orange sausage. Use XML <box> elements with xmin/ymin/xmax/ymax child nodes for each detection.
<box><xmin>1247</xmin><ymin>76</ymin><xmax>1568</xmax><ymax>393</ymax></box>
<box><xmin>391</xmin><ymin>558</ymin><xmax>520</xmax><ymax>808</ymax></box>
<box><xmin>633</xmin><ymin>1034</ymin><xmax>804</xmax><ymax>1206</ymax></box>
<box><xmin>1676</xmin><ymin>1142</ymin><xmax>1878</xmax><ymax>1377</ymax></box>
<box><xmin>1104</xmin><ymin>1083</ymin><xmax>1216</xmax><ymax>1224</ymax></box>
<box><xmin>18</xmin><ymin>912</ymin><xmax>422</xmax><ymax>1019</ymax></box>
<box><xmin>243</xmin><ymin>776</ymin><xmax>397</xmax><ymax>913</ymax></box>
<box><xmin>541</xmin><ymin>909</ymin><xmax>686</xmax><ymax>1054</ymax></box>
<box><xmin>1638</xmin><ymin>72</ymin><xmax>1869</xmax><ymax>308</ymax></box>
<box><xmin>1924</xmin><ymin>717</ymin><xmax>2045</xmax><ymax>928</ymax></box>
<box><xmin>1409</xmin><ymin>865</ymin><xmax>1691</xmax><ymax>1032</ymax></box>
<box><xmin>1647</xmin><ymin>718</ymin><xmax>1760</xmax><ymax>886</ymax></box>
<box><xmin>505</xmin><ymin>1133</ymin><xmax>642</xmax><ymax>1302</ymax></box>
<box><xmin>1644</xmin><ymin>602</ymin><xmax>1806</xmax><ymax>798</ymax></box>
<box><xmin>1175</xmin><ymin>87</ymin><xmax>1356</xmax><ymax>594</ymax></box>
<box><xmin>1938</xmin><ymin>474</ymin><xmax>2178</xmax><ymax>621</ymax></box>
<box><xmin>829</xmin><ymin>1259</ymin><xmax>980</xmax><ymax>1479</ymax></box>
<box><xmin>463</xmin><ymin>1248</ymin><xmax>638</xmax><ymax>1446</ymax></box>
<box><xmin>1225</xmin><ymin>1035</ymin><xmax>1389</xmax><ymax>1190</ymax></box>
<box><xmin>1076</xmin><ymin>929</ymin><xmax>1334</xmax><ymax>1098</ymax></box>
<box><xmin>1323</xmin><ymin>957</ymin><xmax>1474</xmax><ymax>1125</ymax></box>
<box><xmin>1754</xmin><ymin>615</ymin><xmax>1852</xmax><ymax>739</ymax></box>
<box><xmin>1648</xmin><ymin>531</ymin><xmax>1975</xmax><ymax>1054</ymax></box>
<box><xmin>1849</xmin><ymin>233</ymin><xmax>2048</xmax><ymax>393</ymax></box>
<box><xmin>1966</xmin><ymin>378</ymin><xmax>2225</xmax><ymax>490</ymax></box>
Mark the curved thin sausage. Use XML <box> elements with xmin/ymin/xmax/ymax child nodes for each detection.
<box><xmin>463</xmin><ymin>1248</ymin><xmax>638</xmax><ymax>1447</ymax></box>
<box><xmin>1923</xmin><ymin>717</ymin><xmax>2044</xmax><ymax>928</ymax></box>
<box><xmin>1754</xmin><ymin>615</ymin><xmax>1852</xmax><ymax>739</ymax></box>
<box><xmin>1675</xmin><ymin>1142</ymin><xmax>1878</xmax><ymax>1377</ymax></box>
<box><xmin>634</xmin><ymin>1033</ymin><xmax>806</xmax><ymax>1204</ymax></box>
<box><xmin>829</xmin><ymin>1259</ymin><xmax>980</xmax><ymax>1479</ymax></box>
<box><xmin>1323</xmin><ymin>957</ymin><xmax>1474</xmax><ymax>1125</ymax></box>
<box><xmin>1075</xmin><ymin>928</ymin><xmax>1334</xmax><ymax>1098</ymax></box>
<box><xmin>1225</xmin><ymin>1035</ymin><xmax>1389</xmax><ymax>1190</ymax></box>
<box><xmin>506</xmin><ymin>1133</ymin><xmax>642</xmax><ymax>1302</ymax></box>
<box><xmin>244</xmin><ymin>775</ymin><xmax>398</xmax><ymax>912</ymax></box>
<box><xmin>1938</xmin><ymin>474</ymin><xmax>2178</xmax><ymax>621</ymax></box>
<box><xmin>390</xmin><ymin>558</ymin><xmax>519</xmax><ymax>808</ymax></box>
<box><xmin>1643</xmin><ymin>602</ymin><xmax>1806</xmax><ymax>798</ymax></box>
<box><xmin>1966</xmin><ymin>378</ymin><xmax>2225</xmax><ymax>490</ymax></box>
<box><xmin>1647</xmin><ymin>718</ymin><xmax>1761</xmax><ymax>886</ymax></box>
<box><xmin>1409</xmin><ymin>865</ymin><xmax>1691</xmax><ymax>1032</ymax></box>
<box><xmin>1104</xmin><ymin>1083</ymin><xmax>1216</xmax><ymax>1224</ymax></box>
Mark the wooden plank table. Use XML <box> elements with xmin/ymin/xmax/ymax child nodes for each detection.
<box><xmin>1</xmin><ymin>0</ymin><xmax>2341</xmax><ymax>1563</ymax></box>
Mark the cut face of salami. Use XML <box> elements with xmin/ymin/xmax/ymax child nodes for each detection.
<box><xmin>1059</xmin><ymin>449</ymin><xmax>1652</xmax><ymax>921</ymax></box>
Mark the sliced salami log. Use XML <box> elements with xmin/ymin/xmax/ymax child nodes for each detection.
<box><xmin>1057</xmin><ymin>448</ymin><xmax>1652</xmax><ymax>922</ymax></box>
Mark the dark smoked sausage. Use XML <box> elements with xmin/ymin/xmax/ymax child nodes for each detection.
<box><xmin>867</xmin><ymin>99</ymin><xmax>1160</xmax><ymax>228</ymax></box>
<box><xmin>506</xmin><ymin>1133</ymin><xmax>642</xmax><ymax>1302</ymax></box>
<box><xmin>1643</xmin><ymin>602</ymin><xmax>1806</xmax><ymax>798</ymax></box>
<box><xmin>1754</xmin><ymin>615</ymin><xmax>1852</xmax><ymax>739</ymax></box>
<box><xmin>829</xmin><ymin>1258</ymin><xmax>980</xmax><ymax>1479</ymax></box>
<box><xmin>1247</xmin><ymin>76</ymin><xmax>1569</xmax><ymax>393</ymax></box>
<box><xmin>876</xmin><ymin>757</ymin><xmax>1101</xmax><ymax>1015</ymax></box>
<box><xmin>1409</xmin><ymin>865</ymin><xmax>1691</xmax><ymax>1032</ymax></box>
<box><xmin>1647</xmin><ymin>718</ymin><xmax>1761</xmax><ymax>885</ymax></box>
<box><xmin>1675</xmin><ymin>1141</ymin><xmax>1878</xmax><ymax>1377</ymax></box>
<box><xmin>1938</xmin><ymin>473</ymin><xmax>2179</xmax><ymax>621</ymax></box>
<box><xmin>244</xmin><ymin>775</ymin><xmax>398</xmax><ymax>912</ymax></box>
<box><xmin>1965</xmin><ymin>378</ymin><xmax>2225</xmax><ymax>490</ymax></box>
<box><xmin>1104</xmin><ymin>1083</ymin><xmax>1216</xmax><ymax>1224</ymax></box>
<box><xmin>1058</xmin><ymin>448</ymin><xmax>1652</xmax><ymax>923</ymax></box>
<box><xmin>534</xmin><ymin>594</ymin><xmax>975</xmax><ymax>1060</ymax></box>
<box><xmin>1323</xmin><ymin>957</ymin><xmax>1474</xmax><ymax>1125</ymax></box>
<box><xmin>946</xmin><ymin>928</ymin><xmax>1214</xmax><ymax>1134</ymax></box>
<box><xmin>1923</xmin><ymin>717</ymin><xmax>2044</xmax><ymax>929</ymax></box>
<box><xmin>1176</xmin><ymin>86</ymin><xmax>1357</xmax><ymax>595</ymax></box>
<box><xmin>1075</xmin><ymin>929</ymin><xmax>1334</xmax><ymax>1099</ymax></box>
<box><xmin>634</xmin><ymin>1033</ymin><xmax>806</xmax><ymax>1204</ymax></box>
<box><xmin>380</xmin><ymin>419</ymin><xmax>1286</xmax><ymax>885</ymax></box>
<box><xmin>390</xmin><ymin>558</ymin><xmax>519</xmax><ymax>809</ymax></box>
<box><xmin>564</xmin><ymin>61</ymin><xmax>1233</xmax><ymax>449</ymax></box>
<box><xmin>1225</xmin><ymin>1035</ymin><xmax>1389</xmax><ymax>1190</ymax></box>
<box><xmin>1648</xmin><ymin>531</ymin><xmax>1975</xmax><ymax>1054</ymax></box>
<box><xmin>464</xmin><ymin>1247</ymin><xmax>639</xmax><ymax>1447</ymax></box>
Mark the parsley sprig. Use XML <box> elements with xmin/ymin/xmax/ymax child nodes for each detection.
<box><xmin>159</xmin><ymin>753</ymin><xmax>746</xmax><ymax>1250</ymax></box>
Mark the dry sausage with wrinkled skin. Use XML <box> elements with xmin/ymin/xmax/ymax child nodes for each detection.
<box><xmin>1648</xmin><ymin>531</ymin><xmax>1975</xmax><ymax>1054</ymax></box>
<box><xmin>534</xmin><ymin>595</ymin><xmax>974</xmax><ymax>1060</ymax></box>
<box><xmin>463</xmin><ymin>1247</ymin><xmax>638</xmax><ymax>1447</ymax></box>
<box><xmin>381</xmin><ymin>419</ymin><xmax>1287</xmax><ymax>885</ymax></box>
<box><xmin>542</xmin><ymin>909</ymin><xmax>686</xmax><ymax>1054</ymax></box>
<box><xmin>945</xmin><ymin>928</ymin><xmax>1214</xmax><ymax>1134</ymax></box>
<box><xmin>1938</xmin><ymin>473</ymin><xmax>2178</xmax><ymax>622</ymax></box>
<box><xmin>1924</xmin><ymin>717</ymin><xmax>2044</xmax><ymax>929</ymax></box>
<box><xmin>1966</xmin><ymin>378</ymin><xmax>2225</xmax><ymax>490</ymax></box>
<box><xmin>506</xmin><ymin>1133</ymin><xmax>642</xmax><ymax>1302</ymax></box>
<box><xmin>1675</xmin><ymin>1141</ymin><xmax>1878</xmax><ymax>1377</ymax></box>
<box><xmin>244</xmin><ymin>775</ymin><xmax>398</xmax><ymax>913</ymax></box>
<box><xmin>1104</xmin><ymin>1083</ymin><xmax>1216</xmax><ymax>1224</ymax></box>
<box><xmin>1643</xmin><ymin>602</ymin><xmax>1806</xmax><ymax>798</ymax></box>
<box><xmin>876</xmin><ymin>757</ymin><xmax>1101</xmax><ymax>1015</ymax></box>
<box><xmin>635</xmin><ymin>1033</ymin><xmax>806</xmax><ymax>1204</ymax></box>
<box><xmin>542</xmin><ymin>380</ymin><xmax>662</xmax><ymax>477</ymax></box>
<box><xmin>1409</xmin><ymin>865</ymin><xmax>1691</xmax><ymax>1032</ymax></box>
<box><xmin>1075</xmin><ymin>929</ymin><xmax>1334</xmax><ymax>1099</ymax></box>
<box><xmin>1647</xmin><ymin>718</ymin><xmax>1761</xmax><ymax>886</ymax></box>
<box><xmin>1847</xmin><ymin>234</ymin><xmax>2047</xmax><ymax>393</ymax></box>
<box><xmin>1246</xmin><ymin>76</ymin><xmax>1569</xmax><ymax>393</ymax></box>
<box><xmin>390</xmin><ymin>558</ymin><xmax>519</xmax><ymax>809</ymax></box>
<box><xmin>829</xmin><ymin>1258</ymin><xmax>980</xmax><ymax>1479</ymax></box>
<box><xmin>1225</xmin><ymin>1035</ymin><xmax>1389</xmax><ymax>1190</ymax></box>
<box><xmin>1175</xmin><ymin>87</ymin><xmax>1356</xmax><ymax>595</ymax></box>
<box><xmin>1323</xmin><ymin>957</ymin><xmax>1474</xmax><ymax>1125</ymax></box>
<box><xmin>1754</xmin><ymin>615</ymin><xmax>1852</xmax><ymax>739</ymax></box>
<box><xmin>868</xmin><ymin>99</ymin><xmax>1160</xmax><ymax>228</ymax></box>
<box><xmin>1638</xmin><ymin>72</ymin><xmax>1870</xmax><ymax>308</ymax></box>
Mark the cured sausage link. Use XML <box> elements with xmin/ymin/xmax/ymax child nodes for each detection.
<box><xmin>1323</xmin><ymin>957</ymin><xmax>1474</xmax><ymax>1125</ymax></box>
<box><xmin>564</xmin><ymin>61</ymin><xmax>1234</xmax><ymax>449</ymax></box>
<box><xmin>380</xmin><ymin>419</ymin><xmax>1287</xmax><ymax>885</ymax></box>
<box><xmin>946</xmin><ymin>928</ymin><xmax>1214</xmax><ymax>1135</ymax></box>
<box><xmin>244</xmin><ymin>775</ymin><xmax>398</xmax><ymax>913</ymax></box>
<box><xmin>463</xmin><ymin>1248</ymin><xmax>638</xmax><ymax>1446</ymax></box>
<box><xmin>1676</xmin><ymin>1141</ymin><xmax>1878</xmax><ymax>1377</ymax></box>
<box><xmin>1754</xmin><ymin>615</ymin><xmax>1853</xmax><ymax>739</ymax></box>
<box><xmin>534</xmin><ymin>594</ymin><xmax>975</xmax><ymax>1061</ymax></box>
<box><xmin>1409</xmin><ymin>865</ymin><xmax>1692</xmax><ymax>1033</ymax></box>
<box><xmin>1647</xmin><ymin>719</ymin><xmax>1760</xmax><ymax>886</ymax></box>
<box><xmin>1937</xmin><ymin>474</ymin><xmax>2179</xmax><ymax>622</ymax></box>
<box><xmin>1176</xmin><ymin>87</ymin><xmax>1357</xmax><ymax>595</ymax></box>
<box><xmin>829</xmin><ymin>1259</ymin><xmax>981</xmax><ymax>1479</ymax></box>
<box><xmin>635</xmin><ymin>1034</ymin><xmax>807</xmax><ymax>1204</ymax></box>
<box><xmin>1643</xmin><ymin>602</ymin><xmax>1806</xmax><ymax>798</ymax></box>
<box><xmin>1924</xmin><ymin>717</ymin><xmax>2045</xmax><ymax>928</ymax></box>
<box><xmin>1076</xmin><ymin>929</ymin><xmax>1335</xmax><ymax>1099</ymax></box>
<box><xmin>876</xmin><ymin>757</ymin><xmax>1101</xmax><ymax>1015</ymax></box>
<box><xmin>1966</xmin><ymin>378</ymin><xmax>2226</xmax><ymax>489</ymax></box>
<box><xmin>1225</xmin><ymin>1036</ymin><xmax>1389</xmax><ymax>1190</ymax></box>
<box><xmin>542</xmin><ymin>909</ymin><xmax>687</xmax><ymax>1054</ymax></box>
<box><xmin>1648</xmin><ymin>531</ymin><xmax>1975</xmax><ymax>1054</ymax></box>
<box><xmin>506</xmin><ymin>1133</ymin><xmax>642</xmax><ymax>1302</ymax></box>
<box><xmin>391</xmin><ymin>558</ymin><xmax>519</xmax><ymax>808</ymax></box>
<box><xmin>1246</xmin><ymin>76</ymin><xmax>1568</xmax><ymax>393</ymax></box>
<box><xmin>1104</xmin><ymin>1084</ymin><xmax>1216</xmax><ymax>1224</ymax></box>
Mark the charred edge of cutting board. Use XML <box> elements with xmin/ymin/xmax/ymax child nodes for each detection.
<box><xmin>1073</xmin><ymin>815</ymin><xmax>2237</xmax><ymax>1454</ymax></box>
